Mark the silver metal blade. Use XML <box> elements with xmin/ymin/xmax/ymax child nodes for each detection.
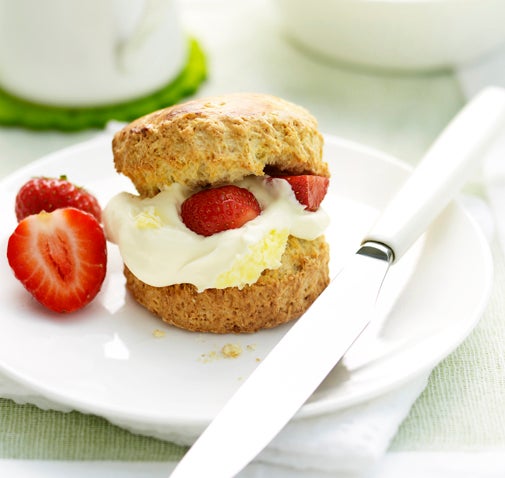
<box><xmin>170</xmin><ymin>242</ymin><xmax>393</xmax><ymax>478</ymax></box>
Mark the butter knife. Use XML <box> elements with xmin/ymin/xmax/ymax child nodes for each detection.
<box><xmin>170</xmin><ymin>87</ymin><xmax>505</xmax><ymax>478</ymax></box>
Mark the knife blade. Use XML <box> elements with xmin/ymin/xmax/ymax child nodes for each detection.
<box><xmin>170</xmin><ymin>87</ymin><xmax>505</xmax><ymax>478</ymax></box>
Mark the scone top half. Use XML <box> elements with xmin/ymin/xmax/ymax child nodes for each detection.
<box><xmin>112</xmin><ymin>92</ymin><xmax>329</xmax><ymax>197</ymax></box>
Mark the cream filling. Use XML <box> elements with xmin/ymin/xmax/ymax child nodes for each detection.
<box><xmin>103</xmin><ymin>177</ymin><xmax>329</xmax><ymax>292</ymax></box>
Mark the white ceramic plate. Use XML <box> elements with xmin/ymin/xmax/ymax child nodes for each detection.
<box><xmin>0</xmin><ymin>134</ymin><xmax>492</xmax><ymax>442</ymax></box>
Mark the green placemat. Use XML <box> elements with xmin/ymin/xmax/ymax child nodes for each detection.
<box><xmin>0</xmin><ymin>37</ymin><xmax>207</xmax><ymax>131</ymax></box>
<box><xmin>0</xmin><ymin>401</ymin><xmax>187</xmax><ymax>461</ymax></box>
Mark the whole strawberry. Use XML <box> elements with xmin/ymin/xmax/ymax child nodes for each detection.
<box><xmin>7</xmin><ymin>207</ymin><xmax>107</xmax><ymax>313</ymax></box>
<box><xmin>15</xmin><ymin>176</ymin><xmax>102</xmax><ymax>222</ymax></box>
<box><xmin>181</xmin><ymin>185</ymin><xmax>261</xmax><ymax>237</ymax></box>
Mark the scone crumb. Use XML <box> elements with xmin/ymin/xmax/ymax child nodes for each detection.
<box><xmin>199</xmin><ymin>350</ymin><xmax>219</xmax><ymax>363</ymax></box>
<box><xmin>152</xmin><ymin>329</ymin><xmax>166</xmax><ymax>338</ymax></box>
<box><xmin>246</xmin><ymin>344</ymin><xmax>257</xmax><ymax>352</ymax></box>
<box><xmin>221</xmin><ymin>343</ymin><xmax>242</xmax><ymax>358</ymax></box>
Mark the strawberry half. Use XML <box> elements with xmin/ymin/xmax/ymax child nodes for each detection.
<box><xmin>181</xmin><ymin>185</ymin><xmax>261</xmax><ymax>237</ymax></box>
<box><xmin>7</xmin><ymin>207</ymin><xmax>107</xmax><ymax>313</ymax></box>
<box><xmin>276</xmin><ymin>175</ymin><xmax>329</xmax><ymax>211</ymax></box>
<box><xmin>15</xmin><ymin>176</ymin><xmax>102</xmax><ymax>222</ymax></box>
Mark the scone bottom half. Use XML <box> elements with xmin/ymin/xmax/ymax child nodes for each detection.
<box><xmin>109</xmin><ymin>92</ymin><xmax>331</xmax><ymax>334</ymax></box>
<box><xmin>124</xmin><ymin>236</ymin><xmax>330</xmax><ymax>334</ymax></box>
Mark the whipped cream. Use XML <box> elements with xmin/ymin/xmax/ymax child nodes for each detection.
<box><xmin>103</xmin><ymin>177</ymin><xmax>329</xmax><ymax>292</ymax></box>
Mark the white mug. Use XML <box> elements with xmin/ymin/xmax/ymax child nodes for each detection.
<box><xmin>0</xmin><ymin>0</ymin><xmax>186</xmax><ymax>106</ymax></box>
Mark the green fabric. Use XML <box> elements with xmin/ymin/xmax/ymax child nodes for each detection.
<box><xmin>0</xmin><ymin>38</ymin><xmax>207</xmax><ymax>131</ymax></box>
<box><xmin>0</xmin><ymin>401</ymin><xmax>187</xmax><ymax>461</ymax></box>
<box><xmin>391</xmin><ymin>239</ymin><xmax>505</xmax><ymax>451</ymax></box>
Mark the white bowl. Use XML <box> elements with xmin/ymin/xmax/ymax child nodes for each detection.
<box><xmin>273</xmin><ymin>0</ymin><xmax>505</xmax><ymax>71</ymax></box>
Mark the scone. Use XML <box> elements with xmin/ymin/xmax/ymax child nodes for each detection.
<box><xmin>104</xmin><ymin>92</ymin><xmax>331</xmax><ymax>333</ymax></box>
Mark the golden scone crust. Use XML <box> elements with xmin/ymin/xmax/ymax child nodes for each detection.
<box><xmin>124</xmin><ymin>235</ymin><xmax>330</xmax><ymax>333</ymax></box>
<box><xmin>112</xmin><ymin>93</ymin><xmax>328</xmax><ymax>197</ymax></box>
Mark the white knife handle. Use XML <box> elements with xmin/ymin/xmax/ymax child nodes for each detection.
<box><xmin>364</xmin><ymin>87</ymin><xmax>505</xmax><ymax>262</ymax></box>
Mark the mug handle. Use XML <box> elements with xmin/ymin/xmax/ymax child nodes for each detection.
<box><xmin>116</xmin><ymin>0</ymin><xmax>175</xmax><ymax>73</ymax></box>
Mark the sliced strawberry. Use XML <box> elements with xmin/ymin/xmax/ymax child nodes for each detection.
<box><xmin>7</xmin><ymin>207</ymin><xmax>107</xmax><ymax>313</ymax></box>
<box><xmin>276</xmin><ymin>175</ymin><xmax>329</xmax><ymax>211</ymax></box>
<box><xmin>181</xmin><ymin>185</ymin><xmax>261</xmax><ymax>237</ymax></box>
<box><xmin>15</xmin><ymin>176</ymin><xmax>102</xmax><ymax>222</ymax></box>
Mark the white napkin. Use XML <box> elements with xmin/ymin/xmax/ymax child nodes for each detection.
<box><xmin>0</xmin><ymin>369</ymin><xmax>429</xmax><ymax>477</ymax></box>
<box><xmin>250</xmin><ymin>376</ymin><xmax>429</xmax><ymax>477</ymax></box>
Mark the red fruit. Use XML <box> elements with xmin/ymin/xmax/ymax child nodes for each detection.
<box><xmin>181</xmin><ymin>185</ymin><xmax>261</xmax><ymax>236</ymax></box>
<box><xmin>277</xmin><ymin>175</ymin><xmax>329</xmax><ymax>211</ymax></box>
<box><xmin>7</xmin><ymin>207</ymin><xmax>107</xmax><ymax>313</ymax></box>
<box><xmin>15</xmin><ymin>176</ymin><xmax>102</xmax><ymax>222</ymax></box>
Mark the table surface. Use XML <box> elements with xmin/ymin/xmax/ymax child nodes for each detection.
<box><xmin>2</xmin><ymin>0</ymin><xmax>505</xmax><ymax>475</ymax></box>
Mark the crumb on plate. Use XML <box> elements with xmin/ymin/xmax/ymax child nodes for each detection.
<box><xmin>221</xmin><ymin>343</ymin><xmax>242</xmax><ymax>358</ymax></box>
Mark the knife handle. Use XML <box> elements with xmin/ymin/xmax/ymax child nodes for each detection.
<box><xmin>364</xmin><ymin>86</ymin><xmax>505</xmax><ymax>262</ymax></box>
